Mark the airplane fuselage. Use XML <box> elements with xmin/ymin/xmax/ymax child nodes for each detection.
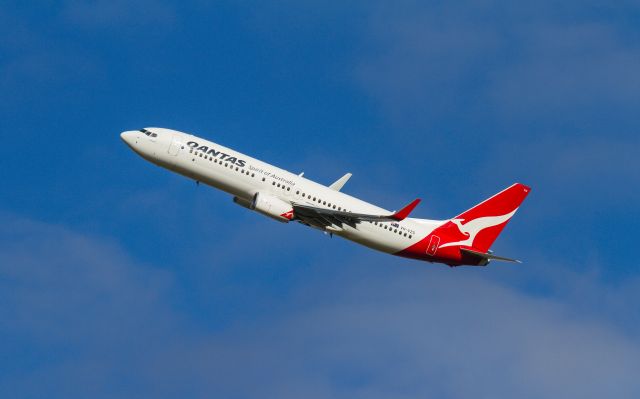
<box><xmin>121</xmin><ymin>127</ymin><xmax>530</xmax><ymax>266</ymax></box>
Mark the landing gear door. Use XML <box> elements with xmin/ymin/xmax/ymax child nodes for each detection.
<box><xmin>168</xmin><ymin>135</ymin><xmax>181</xmax><ymax>156</ymax></box>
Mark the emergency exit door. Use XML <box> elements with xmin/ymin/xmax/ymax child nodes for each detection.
<box><xmin>168</xmin><ymin>135</ymin><xmax>181</xmax><ymax>156</ymax></box>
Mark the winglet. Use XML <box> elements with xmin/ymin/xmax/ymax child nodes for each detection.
<box><xmin>392</xmin><ymin>199</ymin><xmax>421</xmax><ymax>221</ymax></box>
<box><xmin>329</xmin><ymin>173</ymin><xmax>352</xmax><ymax>191</ymax></box>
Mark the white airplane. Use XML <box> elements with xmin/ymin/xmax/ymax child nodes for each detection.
<box><xmin>121</xmin><ymin>127</ymin><xmax>531</xmax><ymax>266</ymax></box>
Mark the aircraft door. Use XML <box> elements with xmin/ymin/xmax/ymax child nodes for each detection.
<box><xmin>168</xmin><ymin>135</ymin><xmax>181</xmax><ymax>156</ymax></box>
<box><xmin>426</xmin><ymin>235</ymin><xmax>440</xmax><ymax>256</ymax></box>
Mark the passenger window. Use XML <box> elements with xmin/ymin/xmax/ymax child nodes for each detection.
<box><xmin>323</xmin><ymin>201</ymin><xmax>326</xmax><ymax>205</ymax></box>
<box><xmin>296</xmin><ymin>191</ymin><xmax>300</xmax><ymax>195</ymax></box>
<box><xmin>252</xmin><ymin>173</ymin><xmax>255</xmax><ymax>177</ymax></box>
<box><xmin>287</xmin><ymin>187</ymin><xmax>290</xmax><ymax>191</ymax></box>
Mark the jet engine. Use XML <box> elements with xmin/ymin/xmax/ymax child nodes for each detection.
<box><xmin>233</xmin><ymin>193</ymin><xmax>293</xmax><ymax>223</ymax></box>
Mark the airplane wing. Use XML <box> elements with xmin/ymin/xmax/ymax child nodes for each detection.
<box><xmin>292</xmin><ymin>199</ymin><xmax>420</xmax><ymax>229</ymax></box>
<box><xmin>329</xmin><ymin>173</ymin><xmax>352</xmax><ymax>191</ymax></box>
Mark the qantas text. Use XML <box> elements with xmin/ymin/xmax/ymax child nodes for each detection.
<box><xmin>187</xmin><ymin>141</ymin><xmax>246</xmax><ymax>167</ymax></box>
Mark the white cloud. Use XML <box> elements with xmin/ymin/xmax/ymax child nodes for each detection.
<box><xmin>475</xmin><ymin>135</ymin><xmax>640</xmax><ymax>211</ymax></box>
<box><xmin>489</xmin><ymin>23</ymin><xmax>640</xmax><ymax>116</ymax></box>
<box><xmin>354</xmin><ymin>1</ymin><xmax>640</xmax><ymax>125</ymax></box>
<box><xmin>1</xmin><ymin>212</ymin><xmax>638</xmax><ymax>398</ymax></box>
<box><xmin>143</xmin><ymin>266</ymin><xmax>640</xmax><ymax>399</ymax></box>
<box><xmin>0</xmin><ymin>213</ymin><xmax>177</xmax><ymax>344</ymax></box>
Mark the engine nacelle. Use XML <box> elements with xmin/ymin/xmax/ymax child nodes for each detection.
<box><xmin>233</xmin><ymin>196</ymin><xmax>253</xmax><ymax>210</ymax></box>
<box><xmin>246</xmin><ymin>193</ymin><xmax>293</xmax><ymax>223</ymax></box>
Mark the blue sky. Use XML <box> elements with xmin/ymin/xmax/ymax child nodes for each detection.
<box><xmin>1</xmin><ymin>1</ymin><xmax>639</xmax><ymax>398</ymax></box>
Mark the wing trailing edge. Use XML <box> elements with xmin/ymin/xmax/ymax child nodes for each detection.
<box><xmin>292</xmin><ymin>198</ymin><xmax>421</xmax><ymax>228</ymax></box>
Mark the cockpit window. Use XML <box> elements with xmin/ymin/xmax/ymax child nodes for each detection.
<box><xmin>139</xmin><ymin>128</ymin><xmax>157</xmax><ymax>137</ymax></box>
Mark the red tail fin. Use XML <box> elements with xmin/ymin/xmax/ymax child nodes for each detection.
<box><xmin>439</xmin><ymin>183</ymin><xmax>531</xmax><ymax>252</ymax></box>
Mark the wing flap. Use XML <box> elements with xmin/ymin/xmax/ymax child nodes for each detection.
<box><xmin>292</xmin><ymin>198</ymin><xmax>420</xmax><ymax>228</ymax></box>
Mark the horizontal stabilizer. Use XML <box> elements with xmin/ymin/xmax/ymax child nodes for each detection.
<box><xmin>460</xmin><ymin>248</ymin><xmax>521</xmax><ymax>264</ymax></box>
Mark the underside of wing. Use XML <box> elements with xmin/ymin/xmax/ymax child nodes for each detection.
<box><xmin>291</xmin><ymin>204</ymin><xmax>359</xmax><ymax>229</ymax></box>
<box><xmin>292</xmin><ymin>198</ymin><xmax>421</xmax><ymax>229</ymax></box>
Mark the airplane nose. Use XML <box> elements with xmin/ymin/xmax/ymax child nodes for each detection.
<box><xmin>120</xmin><ymin>131</ymin><xmax>136</xmax><ymax>146</ymax></box>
